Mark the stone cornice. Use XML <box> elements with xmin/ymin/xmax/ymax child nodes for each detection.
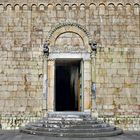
<box><xmin>0</xmin><ymin>0</ymin><xmax>139</xmax><ymax>6</ymax></box>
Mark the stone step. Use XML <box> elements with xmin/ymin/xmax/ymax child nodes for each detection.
<box><xmin>27</xmin><ymin>120</ymin><xmax>101</xmax><ymax>129</ymax></box>
<box><xmin>65</xmin><ymin>123</ymin><xmax>110</xmax><ymax>129</ymax></box>
<box><xmin>47</xmin><ymin>112</ymin><xmax>91</xmax><ymax>119</ymax></box>
<box><xmin>35</xmin><ymin>119</ymin><xmax>98</xmax><ymax>125</ymax></box>
<box><xmin>47</xmin><ymin>117</ymin><xmax>84</xmax><ymax>121</ymax></box>
<box><xmin>20</xmin><ymin>128</ymin><xmax>123</xmax><ymax>138</ymax></box>
<box><xmin>25</xmin><ymin>125</ymin><xmax>116</xmax><ymax>133</ymax></box>
<box><xmin>20</xmin><ymin>112</ymin><xmax>123</xmax><ymax>138</ymax></box>
<box><xmin>28</xmin><ymin>122</ymin><xmax>109</xmax><ymax>129</ymax></box>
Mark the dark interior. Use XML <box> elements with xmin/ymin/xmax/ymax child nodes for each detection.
<box><xmin>55</xmin><ymin>60</ymin><xmax>80</xmax><ymax>111</ymax></box>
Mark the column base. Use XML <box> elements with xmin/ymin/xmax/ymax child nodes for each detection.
<box><xmin>91</xmin><ymin>109</ymin><xmax>98</xmax><ymax>118</ymax></box>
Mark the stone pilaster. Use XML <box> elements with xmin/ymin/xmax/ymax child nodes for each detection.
<box><xmin>83</xmin><ymin>59</ymin><xmax>92</xmax><ymax>112</ymax></box>
<box><xmin>47</xmin><ymin>59</ymin><xmax>55</xmax><ymax>112</ymax></box>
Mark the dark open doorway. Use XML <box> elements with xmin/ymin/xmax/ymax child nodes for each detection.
<box><xmin>55</xmin><ymin>60</ymin><xmax>81</xmax><ymax>111</ymax></box>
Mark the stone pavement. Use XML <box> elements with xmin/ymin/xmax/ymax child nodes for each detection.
<box><xmin>0</xmin><ymin>130</ymin><xmax>140</xmax><ymax>140</ymax></box>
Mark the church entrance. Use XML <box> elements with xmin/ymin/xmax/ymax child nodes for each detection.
<box><xmin>55</xmin><ymin>60</ymin><xmax>81</xmax><ymax>111</ymax></box>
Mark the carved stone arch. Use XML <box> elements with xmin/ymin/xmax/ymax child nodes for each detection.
<box><xmin>47</xmin><ymin>22</ymin><xmax>92</xmax><ymax>50</ymax></box>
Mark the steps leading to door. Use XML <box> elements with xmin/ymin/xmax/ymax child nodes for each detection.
<box><xmin>20</xmin><ymin>112</ymin><xmax>123</xmax><ymax>138</ymax></box>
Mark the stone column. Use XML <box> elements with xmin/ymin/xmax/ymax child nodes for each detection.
<box><xmin>42</xmin><ymin>55</ymin><xmax>48</xmax><ymax>116</ymax></box>
<box><xmin>42</xmin><ymin>41</ymin><xmax>49</xmax><ymax>116</ymax></box>
<box><xmin>90</xmin><ymin>45</ymin><xmax>98</xmax><ymax>117</ymax></box>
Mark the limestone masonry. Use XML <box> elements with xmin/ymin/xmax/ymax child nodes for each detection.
<box><xmin>0</xmin><ymin>0</ymin><xmax>140</xmax><ymax>130</ymax></box>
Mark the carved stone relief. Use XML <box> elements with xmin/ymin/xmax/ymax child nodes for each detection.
<box><xmin>50</xmin><ymin>32</ymin><xmax>87</xmax><ymax>53</ymax></box>
<box><xmin>47</xmin><ymin>22</ymin><xmax>93</xmax><ymax>53</ymax></box>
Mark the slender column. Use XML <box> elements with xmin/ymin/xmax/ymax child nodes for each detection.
<box><xmin>42</xmin><ymin>41</ymin><xmax>49</xmax><ymax>116</ymax></box>
<box><xmin>91</xmin><ymin>52</ymin><xmax>96</xmax><ymax>107</ymax></box>
<box><xmin>42</xmin><ymin>55</ymin><xmax>48</xmax><ymax>115</ymax></box>
<box><xmin>90</xmin><ymin>43</ymin><xmax>98</xmax><ymax>117</ymax></box>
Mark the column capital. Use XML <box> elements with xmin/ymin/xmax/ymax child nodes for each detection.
<box><xmin>48</xmin><ymin>58</ymin><xmax>56</xmax><ymax>61</ymax></box>
<box><xmin>43</xmin><ymin>41</ymin><xmax>49</xmax><ymax>56</ymax></box>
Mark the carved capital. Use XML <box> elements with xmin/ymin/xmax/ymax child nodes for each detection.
<box><xmin>43</xmin><ymin>41</ymin><xmax>49</xmax><ymax>56</ymax></box>
<box><xmin>48</xmin><ymin>58</ymin><xmax>56</xmax><ymax>61</ymax></box>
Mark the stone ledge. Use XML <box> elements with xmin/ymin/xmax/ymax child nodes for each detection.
<box><xmin>99</xmin><ymin>116</ymin><xmax>140</xmax><ymax>131</ymax></box>
<box><xmin>0</xmin><ymin>115</ymin><xmax>140</xmax><ymax>130</ymax></box>
<box><xmin>0</xmin><ymin>116</ymin><xmax>42</xmax><ymax>130</ymax></box>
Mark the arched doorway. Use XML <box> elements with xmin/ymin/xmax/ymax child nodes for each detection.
<box><xmin>43</xmin><ymin>23</ymin><xmax>95</xmax><ymax>113</ymax></box>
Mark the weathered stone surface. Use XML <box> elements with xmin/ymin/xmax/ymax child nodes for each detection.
<box><xmin>0</xmin><ymin>0</ymin><xmax>139</xmax><ymax>131</ymax></box>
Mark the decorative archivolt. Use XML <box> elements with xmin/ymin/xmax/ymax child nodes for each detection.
<box><xmin>47</xmin><ymin>22</ymin><xmax>92</xmax><ymax>48</ymax></box>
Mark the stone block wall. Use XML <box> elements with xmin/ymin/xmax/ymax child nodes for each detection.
<box><xmin>96</xmin><ymin>48</ymin><xmax>140</xmax><ymax>117</ymax></box>
<box><xmin>0</xmin><ymin>0</ymin><xmax>140</xmax><ymax>130</ymax></box>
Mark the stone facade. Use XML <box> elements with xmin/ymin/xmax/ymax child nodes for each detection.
<box><xmin>0</xmin><ymin>0</ymin><xmax>140</xmax><ymax>130</ymax></box>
